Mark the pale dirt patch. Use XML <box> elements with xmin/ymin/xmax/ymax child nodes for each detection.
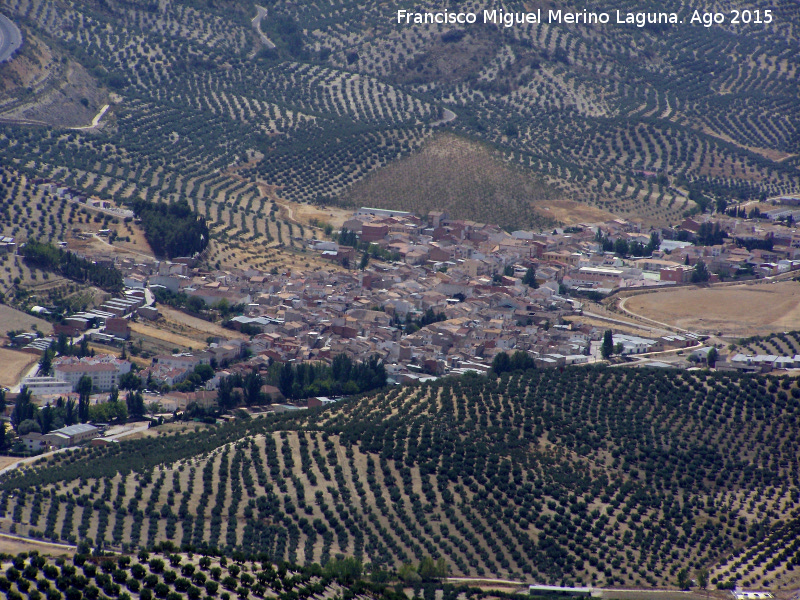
<box><xmin>0</xmin><ymin>533</ymin><xmax>75</xmax><ymax>557</ymax></box>
<box><xmin>536</xmin><ymin>199</ymin><xmax>618</xmax><ymax>225</ymax></box>
<box><xmin>0</xmin><ymin>456</ymin><xmax>20</xmax><ymax>470</ymax></box>
<box><xmin>701</xmin><ymin>127</ymin><xmax>795</xmax><ymax>163</ymax></box>
<box><xmin>290</xmin><ymin>202</ymin><xmax>353</xmax><ymax>229</ymax></box>
<box><xmin>622</xmin><ymin>281</ymin><xmax>800</xmax><ymax>337</ymax></box>
<box><xmin>0</xmin><ymin>347</ymin><xmax>39</xmax><ymax>388</ymax></box>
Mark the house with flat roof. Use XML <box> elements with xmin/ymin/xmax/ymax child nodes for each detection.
<box><xmin>44</xmin><ymin>423</ymin><xmax>100</xmax><ymax>448</ymax></box>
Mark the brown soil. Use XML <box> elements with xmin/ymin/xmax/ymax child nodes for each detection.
<box><xmin>0</xmin><ymin>304</ymin><xmax>54</xmax><ymax>338</ymax></box>
<box><xmin>129</xmin><ymin>321</ymin><xmax>207</xmax><ymax>350</ymax></box>
<box><xmin>0</xmin><ymin>347</ymin><xmax>39</xmax><ymax>388</ymax></box>
<box><xmin>159</xmin><ymin>306</ymin><xmax>248</xmax><ymax>341</ymax></box>
<box><xmin>538</xmin><ymin>199</ymin><xmax>618</xmax><ymax>225</ymax></box>
<box><xmin>0</xmin><ymin>533</ymin><xmax>75</xmax><ymax>557</ymax></box>
<box><xmin>622</xmin><ymin>281</ymin><xmax>800</xmax><ymax>337</ymax></box>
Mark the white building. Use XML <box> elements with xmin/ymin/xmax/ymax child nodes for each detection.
<box><xmin>53</xmin><ymin>355</ymin><xmax>132</xmax><ymax>392</ymax></box>
<box><xmin>732</xmin><ymin>592</ymin><xmax>773</xmax><ymax>600</ymax></box>
<box><xmin>21</xmin><ymin>377</ymin><xmax>73</xmax><ymax>397</ymax></box>
<box><xmin>613</xmin><ymin>334</ymin><xmax>657</xmax><ymax>355</ymax></box>
<box><xmin>44</xmin><ymin>423</ymin><xmax>100</xmax><ymax>448</ymax></box>
<box><xmin>152</xmin><ymin>352</ymin><xmax>211</xmax><ymax>370</ymax></box>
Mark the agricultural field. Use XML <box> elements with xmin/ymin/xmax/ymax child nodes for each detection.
<box><xmin>620</xmin><ymin>281</ymin><xmax>800</xmax><ymax>337</ymax></box>
<box><xmin>0</xmin><ymin>163</ymin><xmax>156</xmax><ymax>301</ymax></box>
<box><xmin>0</xmin><ymin>304</ymin><xmax>52</xmax><ymax>337</ymax></box>
<box><xmin>2</xmin><ymin>367</ymin><xmax>799</xmax><ymax>591</ymax></box>
<box><xmin>0</xmin><ymin>347</ymin><xmax>38</xmax><ymax>389</ymax></box>
<box><xmin>0</xmin><ymin>0</ymin><xmax>795</xmax><ymax>255</ymax></box>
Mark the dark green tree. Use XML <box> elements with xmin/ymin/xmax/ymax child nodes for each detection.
<box><xmin>126</xmin><ymin>391</ymin><xmax>145</xmax><ymax>418</ymax></box>
<box><xmin>77</xmin><ymin>375</ymin><xmax>93</xmax><ymax>422</ymax></box>
<box><xmin>38</xmin><ymin>347</ymin><xmax>54</xmax><ymax>376</ymax></box>
<box><xmin>601</xmin><ymin>330</ymin><xmax>614</xmax><ymax>359</ymax></box>
<box><xmin>522</xmin><ymin>267</ymin><xmax>538</xmax><ymax>288</ymax></box>
<box><xmin>677</xmin><ymin>568</ymin><xmax>691</xmax><ymax>590</ymax></box>
<box><xmin>691</xmin><ymin>260</ymin><xmax>710</xmax><ymax>283</ymax></box>
<box><xmin>706</xmin><ymin>347</ymin><xmax>718</xmax><ymax>367</ymax></box>
<box><xmin>12</xmin><ymin>386</ymin><xmax>36</xmax><ymax>430</ymax></box>
<box><xmin>491</xmin><ymin>352</ymin><xmax>511</xmax><ymax>375</ymax></box>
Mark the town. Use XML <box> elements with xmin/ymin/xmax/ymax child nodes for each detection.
<box><xmin>3</xmin><ymin>196</ymin><xmax>800</xmax><ymax>455</ymax></box>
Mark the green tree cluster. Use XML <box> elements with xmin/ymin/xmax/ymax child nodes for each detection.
<box><xmin>491</xmin><ymin>350</ymin><xmax>536</xmax><ymax>375</ymax></box>
<box><xmin>21</xmin><ymin>241</ymin><xmax>123</xmax><ymax>293</ymax></box>
<box><xmin>131</xmin><ymin>199</ymin><xmax>210</xmax><ymax>259</ymax></box>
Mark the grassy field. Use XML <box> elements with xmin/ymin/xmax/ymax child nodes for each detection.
<box><xmin>620</xmin><ymin>281</ymin><xmax>800</xmax><ymax>337</ymax></box>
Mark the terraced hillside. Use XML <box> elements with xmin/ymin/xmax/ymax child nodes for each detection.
<box><xmin>0</xmin><ymin>0</ymin><xmax>798</xmax><ymax>232</ymax></box>
<box><xmin>3</xmin><ymin>367</ymin><xmax>800</xmax><ymax>590</ymax></box>
<box><xmin>263</xmin><ymin>0</ymin><xmax>800</xmax><ymax>223</ymax></box>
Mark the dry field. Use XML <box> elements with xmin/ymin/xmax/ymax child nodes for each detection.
<box><xmin>288</xmin><ymin>201</ymin><xmax>352</xmax><ymax>229</ymax></box>
<box><xmin>538</xmin><ymin>199</ymin><xmax>617</xmax><ymax>226</ymax></box>
<box><xmin>0</xmin><ymin>304</ymin><xmax>53</xmax><ymax>337</ymax></box>
<box><xmin>67</xmin><ymin>227</ymin><xmax>155</xmax><ymax>263</ymax></box>
<box><xmin>0</xmin><ymin>347</ymin><xmax>39</xmax><ymax>388</ymax></box>
<box><xmin>621</xmin><ymin>281</ymin><xmax>800</xmax><ymax>337</ymax></box>
<box><xmin>159</xmin><ymin>306</ymin><xmax>248</xmax><ymax>341</ymax></box>
<box><xmin>0</xmin><ymin>456</ymin><xmax>20</xmax><ymax>471</ymax></box>
<box><xmin>342</xmin><ymin>133</ymin><xmax>562</xmax><ymax>230</ymax></box>
<box><xmin>129</xmin><ymin>321</ymin><xmax>207</xmax><ymax>350</ymax></box>
<box><xmin>0</xmin><ymin>533</ymin><xmax>75</xmax><ymax>557</ymax></box>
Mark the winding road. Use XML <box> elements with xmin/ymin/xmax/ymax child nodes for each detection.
<box><xmin>252</xmin><ymin>5</ymin><xmax>276</xmax><ymax>50</ymax></box>
<box><xmin>0</xmin><ymin>11</ymin><xmax>22</xmax><ymax>64</ymax></box>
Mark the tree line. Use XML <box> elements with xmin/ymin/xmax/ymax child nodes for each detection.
<box><xmin>21</xmin><ymin>241</ymin><xmax>124</xmax><ymax>293</ymax></box>
<box><xmin>215</xmin><ymin>354</ymin><xmax>387</xmax><ymax>407</ymax></box>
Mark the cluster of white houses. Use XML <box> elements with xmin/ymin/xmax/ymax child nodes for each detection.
<box><xmin>728</xmin><ymin>353</ymin><xmax>800</xmax><ymax>372</ymax></box>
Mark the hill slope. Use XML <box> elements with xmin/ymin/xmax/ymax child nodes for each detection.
<box><xmin>342</xmin><ymin>134</ymin><xmax>562</xmax><ymax>230</ymax></box>
<box><xmin>2</xmin><ymin>367</ymin><xmax>799</xmax><ymax>590</ymax></box>
<box><xmin>0</xmin><ymin>0</ymin><xmax>797</xmax><ymax>231</ymax></box>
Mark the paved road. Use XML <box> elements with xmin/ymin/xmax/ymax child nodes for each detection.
<box><xmin>431</xmin><ymin>107</ymin><xmax>457</xmax><ymax>126</ymax></box>
<box><xmin>69</xmin><ymin>104</ymin><xmax>110</xmax><ymax>130</ymax></box>
<box><xmin>0</xmin><ymin>12</ymin><xmax>23</xmax><ymax>64</ymax></box>
<box><xmin>0</xmin><ymin>447</ymin><xmax>73</xmax><ymax>478</ymax></box>
<box><xmin>0</xmin><ymin>531</ymin><xmax>77</xmax><ymax>552</ymax></box>
<box><xmin>252</xmin><ymin>5</ymin><xmax>276</xmax><ymax>50</ymax></box>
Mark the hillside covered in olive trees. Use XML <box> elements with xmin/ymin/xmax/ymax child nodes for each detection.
<box><xmin>2</xmin><ymin>367</ymin><xmax>799</xmax><ymax>591</ymax></box>
<box><xmin>0</xmin><ymin>0</ymin><xmax>798</xmax><ymax>234</ymax></box>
